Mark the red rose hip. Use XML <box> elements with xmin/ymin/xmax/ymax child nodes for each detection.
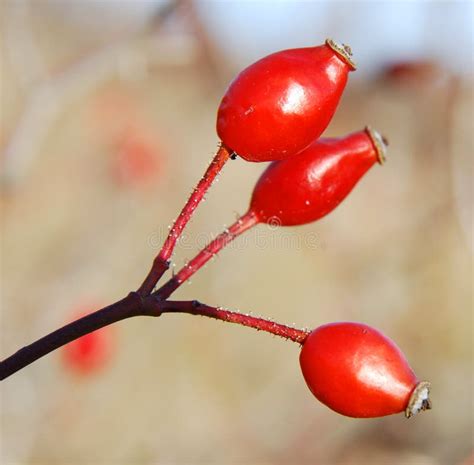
<box><xmin>217</xmin><ymin>39</ymin><xmax>356</xmax><ymax>162</ymax></box>
<box><xmin>299</xmin><ymin>322</ymin><xmax>431</xmax><ymax>418</ymax></box>
<box><xmin>249</xmin><ymin>127</ymin><xmax>387</xmax><ymax>226</ymax></box>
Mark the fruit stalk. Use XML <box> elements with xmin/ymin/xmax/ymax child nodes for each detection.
<box><xmin>156</xmin><ymin>210</ymin><xmax>259</xmax><ymax>299</ymax></box>
<box><xmin>160</xmin><ymin>300</ymin><xmax>309</xmax><ymax>344</ymax></box>
<box><xmin>138</xmin><ymin>144</ymin><xmax>231</xmax><ymax>295</ymax></box>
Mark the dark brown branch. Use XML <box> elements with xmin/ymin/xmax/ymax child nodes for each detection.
<box><xmin>0</xmin><ymin>292</ymin><xmax>143</xmax><ymax>380</ymax></box>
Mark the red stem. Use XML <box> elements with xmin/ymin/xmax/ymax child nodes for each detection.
<box><xmin>161</xmin><ymin>300</ymin><xmax>309</xmax><ymax>344</ymax></box>
<box><xmin>138</xmin><ymin>144</ymin><xmax>231</xmax><ymax>295</ymax></box>
<box><xmin>156</xmin><ymin>210</ymin><xmax>259</xmax><ymax>299</ymax></box>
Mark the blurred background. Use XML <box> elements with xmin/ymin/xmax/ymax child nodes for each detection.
<box><xmin>1</xmin><ymin>1</ymin><xmax>472</xmax><ymax>464</ymax></box>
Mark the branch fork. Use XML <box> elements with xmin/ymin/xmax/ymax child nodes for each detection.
<box><xmin>1</xmin><ymin>145</ymin><xmax>307</xmax><ymax>381</ymax></box>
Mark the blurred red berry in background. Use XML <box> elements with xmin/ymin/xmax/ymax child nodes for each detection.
<box><xmin>91</xmin><ymin>87</ymin><xmax>166</xmax><ymax>189</ymax></box>
<box><xmin>61</xmin><ymin>307</ymin><xmax>116</xmax><ymax>377</ymax></box>
<box><xmin>111</xmin><ymin>126</ymin><xmax>163</xmax><ymax>188</ymax></box>
<box><xmin>382</xmin><ymin>60</ymin><xmax>447</xmax><ymax>88</ymax></box>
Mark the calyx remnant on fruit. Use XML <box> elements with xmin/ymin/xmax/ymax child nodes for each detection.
<box><xmin>325</xmin><ymin>38</ymin><xmax>357</xmax><ymax>70</ymax></box>
<box><xmin>405</xmin><ymin>381</ymin><xmax>432</xmax><ymax>418</ymax></box>
<box><xmin>365</xmin><ymin>126</ymin><xmax>388</xmax><ymax>165</ymax></box>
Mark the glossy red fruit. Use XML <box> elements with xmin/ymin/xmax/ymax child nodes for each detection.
<box><xmin>249</xmin><ymin>127</ymin><xmax>387</xmax><ymax>226</ymax></box>
<box><xmin>217</xmin><ymin>39</ymin><xmax>356</xmax><ymax>162</ymax></box>
<box><xmin>300</xmin><ymin>322</ymin><xmax>431</xmax><ymax>418</ymax></box>
<box><xmin>61</xmin><ymin>309</ymin><xmax>116</xmax><ymax>376</ymax></box>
